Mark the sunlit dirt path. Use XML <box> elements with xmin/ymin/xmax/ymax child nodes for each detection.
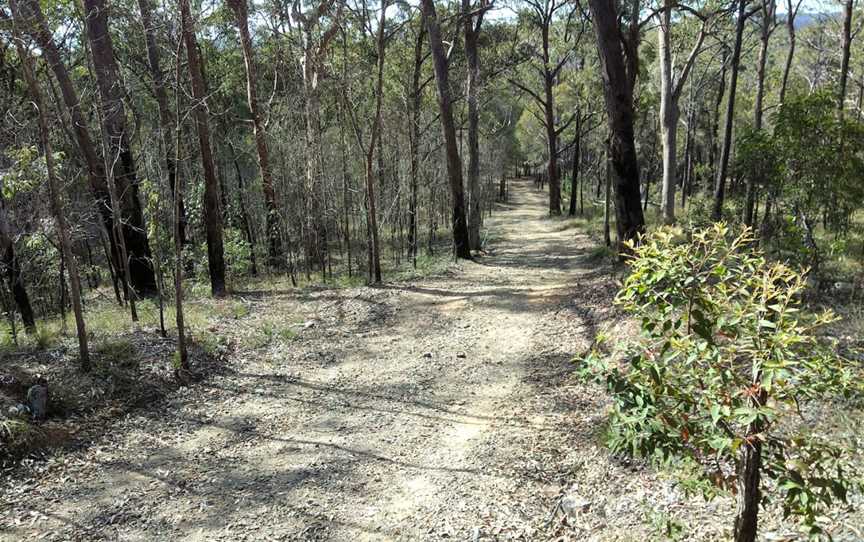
<box><xmin>2</xmin><ymin>178</ymin><xmax>621</xmax><ymax>541</ymax></box>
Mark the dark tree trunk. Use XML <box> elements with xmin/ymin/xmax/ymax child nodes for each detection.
<box><xmin>408</xmin><ymin>15</ymin><xmax>426</xmax><ymax>268</ymax></box>
<box><xmin>13</xmin><ymin>0</ymin><xmax>155</xmax><ymax>295</ymax></box>
<box><xmin>839</xmin><ymin>0</ymin><xmax>854</xmax><ymax>111</ymax></box>
<box><xmin>180</xmin><ymin>0</ymin><xmax>226</xmax><ymax>296</ymax></box>
<box><xmin>421</xmin><ymin>0</ymin><xmax>472</xmax><ymax>260</ymax></box>
<box><xmin>568</xmin><ymin>115</ymin><xmax>581</xmax><ymax>216</ymax></box>
<box><xmin>587</xmin><ymin>0</ymin><xmax>646</xmax><ymax>249</ymax></box>
<box><xmin>712</xmin><ymin>0</ymin><xmax>750</xmax><ymax>221</ymax></box>
<box><xmin>82</xmin><ymin>0</ymin><xmax>156</xmax><ymax>295</ymax></box>
<box><xmin>1</xmin><ymin>242</ymin><xmax>35</xmax><ymax>334</ymax></box>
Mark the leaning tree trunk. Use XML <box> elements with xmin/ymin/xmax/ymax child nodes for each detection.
<box><xmin>228</xmin><ymin>0</ymin><xmax>284</xmax><ymax>268</ymax></box>
<box><xmin>421</xmin><ymin>0</ymin><xmax>472</xmax><ymax>260</ymax></box>
<box><xmin>587</xmin><ymin>0</ymin><xmax>646</xmax><ymax>249</ymax></box>
<box><xmin>14</xmin><ymin>32</ymin><xmax>90</xmax><ymax>369</ymax></box>
<box><xmin>180</xmin><ymin>0</ymin><xmax>226</xmax><ymax>296</ymax></box>
<box><xmin>82</xmin><ymin>0</ymin><xmax>156</xmax><ymax>295</ymax></box>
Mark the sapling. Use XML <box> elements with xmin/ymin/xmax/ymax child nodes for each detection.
<box><xmin>580</xmin><ymin>224</ymin><xmax>862</xmax><ymax>541</ymax></box>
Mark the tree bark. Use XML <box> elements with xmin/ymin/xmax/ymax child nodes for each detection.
<box><xmin>14</xmin><ymin>29</ymin><xmax>90</xmax><ymax>369</ymax></box>
<box><xmin>734</xmin><ymin>440</ymin><xmax>762</xmax><ymax>542</ymax></box>
<box><xmin>228</xmin><ymin>0</ymin><xmax>284</xmax><ymax>267</ymax></box>
<box><xmin>180</xmin><ymin>0</ymin><xmax>226</xmax><ymax>296</ymax></box>
<box><xmin>421</xmin><ymin>0</ymin><xmax>472</xmax><ymax>259</ymax></box>
<box><xmin>839</xmin><ymin>0</ymin><xmax>854</xmax><ymax>111</ymax></box>
<box><xmin>587</xmin><ymin>0</ymin><xmax>646</xmax><ymax>248</ymax></box>
<box><xmin>82</xmin><ymin>0</ymin><xmax>156</xmax><ymax>295</ymax></box>
<box><xmin>408</xmin><ymin>15</ymin><xmax>426</xmax><ymax>267</ymax></box>
<box><xmin>463</xmin><ymin>0</ymin><xmax>485</xmax><ymax>248</ymax></box>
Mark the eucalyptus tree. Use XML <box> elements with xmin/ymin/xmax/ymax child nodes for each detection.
<box><xmin>657</xmin><ymin>1</ymin><xmax>711</xmax><ymax>224</ymax></box>
<box><xmin>228</xmin><ymin>0</ymin><xmax>285</xmax><ymax>269</ymax></box>
<box><xmin>11</xmin><ymin>18</ymin><xmax>89</xmax><ymax>368</ymax></box>
<box><xmin>82</xmin><ymin>0</ymin><xmax>156</xmax><ymax>296</ymax></box>
<box><xmin>586</xmin><ymin>0</ymin><xmax>646</xmax><ymax>247</ymax></box>
<box><xmin>180</xmin><ymin>0</ymin><xmax>227</xmax><ymax>296</ymax></box>
<box><xmin>421</xmin><ymin>0</ymin><xmax>472</xmax><ymax>259</ymax></box>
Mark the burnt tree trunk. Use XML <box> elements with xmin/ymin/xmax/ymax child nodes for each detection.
<box><xmin>82</xmin><ymin>0</ymin><xmax>156</xmax><ymax>295</ymax></box>
<box><xmin>180</xmin><ymin>0</ymin><xmax>226</xmax><ymax>296</ymax></box>
<box><xmin>421</xmin><ymin>0</ymin><xmax>472</xmax><ymax>260</ymax></box>
<box><xmin>588</xmin><ymin>0</ymin><xmax>646</xmax><ymax>248</ymax></box>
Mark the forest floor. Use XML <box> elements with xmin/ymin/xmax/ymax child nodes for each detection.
<box><xmin>1</xmin><ymin>178</ymin><xmax>862</xmax><ymax>541</ymax></box>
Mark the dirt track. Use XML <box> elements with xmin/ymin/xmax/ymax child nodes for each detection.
<box><xmin>0</xmin><ymin>179</ymin><xmax>641</xmax><ymax>541</ymax></box>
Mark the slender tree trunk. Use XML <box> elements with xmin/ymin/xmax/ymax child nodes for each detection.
<box><xmin>588</xmin><ymin>0</ymin><xmax>646</xmax><ymax>248</ymax></box>
<box><xmin>839</xmin><ymin>0</ymin><xmax>854</xmax><ymax>111</ymax></box>
<box><xmin>180</xmin><ymin>0</ymin><xmax>226</xmax><ymax>296</ymax></box>
<box><xmin>604</xmin><ymin>147</ymin><xmax>612</xmax><ymax>247</ymax></box>
<box><xmin>363</xmin><ymin>0</ymin><xmax>389</xmax><ymax>284</ymax></box>
<box><xmin>228</xmin><ymin>0</ymin><xmax>284</xmax><ymax>267</ymax></box>
<box><xmin>745</xmin><ymin>1</ymin><xmax>775</xmax><ymax>227</ymax></box>
<box><xmin>569</xmin><ymin>115</ymin><xmax>581</xmax><ymax>216</ymax></box>
<box><xmin>421</xmin><ymin>0</ymin><xmax>472</xmax><ymax>260</ymax></box>
<box><xmin>712</xmin><ymin>0</ymin><xmax>750</xmax><ymax>221</ymax></box>
<box><xmin>137</xmin><ymin>0</ymin><xmax>186</xmax><ymax>246</ymax></box>
<box><xmin>710</xmin><ymin>48</ymin><xmax>728</xmax><ymax>175</ymax></box>
<box><xmin>408</xmin><ymin>16</ymin><xmax>426</xmax><ymax>268</ymax></box>
<box><xmin>14</xmin><ymin>32</ymin><xmax>89</xmax><ymax>368</ymax></box>
<box><xmin>232</xmin><ymin>155</ymin><xmax>258</xmax><ymax>276</ymax></box>
<box><xmin>779</xmin><ymin>0</ymin><xmax>800</xmax><ymax>104</ymax></box>
<box><xmin>658</xmin><ymin>2</ymin><xmax>679</xmax><ymax>224</ymax></box>
<box><xmin>173</xmin><ymin>37</ymin><xmax>189</xmax><ymax>374</ymax></box>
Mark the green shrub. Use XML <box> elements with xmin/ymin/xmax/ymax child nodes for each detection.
<box><xmin>579</xmin><ymin>224</ymin><xmax>862</xmax><ymax>540</ymax></box>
